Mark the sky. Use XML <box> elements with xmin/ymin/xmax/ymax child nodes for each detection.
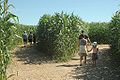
<box><xmin>9</xmin><ymin>0</ymin><xmax>120</xmax><ymax>25</ymax></box>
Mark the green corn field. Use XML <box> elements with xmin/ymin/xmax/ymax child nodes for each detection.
<box><xmin>37</xmin><ymin>12</ymin><xmax>86</xmax><ymax>61</ymax></box>
<box><xmin>0</xmin><ymin>0</ymin><xmax>36</xmax><ymax>79</ymax></box>
<box><xmin>0</xmin><ymin>0</ymin><xmax>120</xmax><ymax>80</ymax></box>
<box><xmin>0</xmin><ymin>0</ymin><xmax>18</xmax><ymax>79</ymax></box>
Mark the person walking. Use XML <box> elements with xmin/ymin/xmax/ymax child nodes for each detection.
<box><xmin>78</xmin><ymin>35</ymin><xmax>88</xmax><ymax>66</ymax></box>
<box><xmin>33</xmin><ymin>33</ymin><xmax>36</xmax><ymax>44</ymax></box>
<box><xmin>28</xmin><ymin>32</ymin><xmax>33</xmax><ymax>46</ymax></box>
<box><xmin>22</xmin><ymin>31</ymin><xmax>28</xmax><ymax>47</ymax></box>
<box><xmin>88</xmin><ymin>42</ymin><xmax>99</xmax><ymax>66</ymax></box>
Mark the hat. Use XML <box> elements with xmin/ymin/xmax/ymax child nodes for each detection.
<box><xmin>92</xmin><ymin>42</ymin><xmax>97</xmax><ymax>47</ymax></box>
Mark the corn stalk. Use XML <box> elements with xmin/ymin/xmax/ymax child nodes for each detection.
<box><xmin>37</xmin><ymin>12</ymin><xmax>85</xmax><ymax>61</ymax></box>
<box><xmin>0</xmin><ymin>0</ymin><xmax>18</xmax><ymax>80</ymax></box>
<box><xmin>108</xmin><ymin>10</ymin><xmax>120</xmax><ymax>60</ymax></box>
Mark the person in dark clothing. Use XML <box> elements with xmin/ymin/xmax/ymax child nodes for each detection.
<box><xmin>28</xmin><ymin>32</ymin><xmax>33</xmax><ymax>45</ymax></box>
<box><xmin>33</xmin><ymin>33</ymin><xmax>36</xmax><ymax>44</ymax></box>
<box><xmin>22</xmin><ymin>31</ymin><xmax>28</xmax><ymax>47</ymax></box>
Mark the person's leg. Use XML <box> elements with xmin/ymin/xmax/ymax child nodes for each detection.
<box><xmin>94</xmin><ymin>54</ymin><xmax>97</xmax><ymax>66</ymax></box>
<box><xmin>24</xmin><ymin>42</ymin><xmax>25</xmax><ymax>47</ymax></box>
<box><xmin>23</xmin><ymin>39</ymin><xmax>27</xmax><ymax>47</ymax></box>
<box><xmin>80</xmin><ymin>56</ymin><xmax>83</xmax><ymax>66</ymax></box>
<box><xmin>92</xmin><ymin>53</ymin><xmax>96</xmax><ymax>66</ymax></box>
<box><xmin>84</xmin><ymin>53</ymin><xmax>87</xmax><ymax>64</ymax></box>
<box><xmin>25</xmin><ymin>39</ymin><xmax>27</xmax><ymax>47</ymax></box>
<box><xmin>25</xmin><ymin>41</ymin><xmax>27</xmax><ymax>47</ymax></box>
<box><xmin>23</xmin><ymin>39</ymin><xmax>25</xmax><ymax>47</ymax></box>
<box><xmin>80</xmin><ymin>60</ymin><xmax>82</xmax><ymax>66</ymax></box>
<box><xmin>30</xmin><ymin>39</ymin><xmax>33</xmax><ymax>45</ymax></box>
<box><xmin>29</xmin><ymin>39</ymin><xmax>32</xmax><ymax>46</ymax></box>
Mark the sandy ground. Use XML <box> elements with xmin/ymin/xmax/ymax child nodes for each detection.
<box><xmin>7</xmin><ymin>45</ymin><xmax>120</xmax><ymax>80</ymax></box>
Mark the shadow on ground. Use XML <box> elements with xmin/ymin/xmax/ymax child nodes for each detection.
<box><xmin>14</xmin><ymin>46</ymin><xmax>52</xmax><ymax>64</ymax></box>
<box><xmin>71</xmin><ymin>48</ymin><xmax>120</xmax><ymax>80</ymax></box>
<box><xmin>56</xmin><ymin>64</ymin><xmax>79</xmax><ymax>67</ymax></box>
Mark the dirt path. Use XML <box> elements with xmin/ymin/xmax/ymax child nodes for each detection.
<box><xmin>7</xmin><ymin>45</ymin><xmax>120</xmax><ymax>80</ymax></box>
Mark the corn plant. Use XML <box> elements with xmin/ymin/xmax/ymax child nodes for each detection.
<box><xmin>88</xmin><ymin>22</ymin><xmax>109</xmax><ymax>44</ymax></box>
<box><xmin>37</xmin><ymin>12</ymin><xmax>85</xmax><ymax>61</ymax></box>
<box><xmin>0</xmin><ymin>0</ymin><xmax>18</xmax><ymax>79</ymax></box>
<box><xmin>13</xmin><ymin>24</ymin><xmax>37</xmax><ymax>46</ymax></box>
<box><xmin>108</xmin><ymin>10</ymin><xmax>120</xmax><ymax>60</ymax></box>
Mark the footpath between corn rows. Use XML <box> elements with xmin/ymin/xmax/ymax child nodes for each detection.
<box><xmin>7</xmin><ymin>45</ymin><xmax>120</xmax><ymax>80</ymax></box>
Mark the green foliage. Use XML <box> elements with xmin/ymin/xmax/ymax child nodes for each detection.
<box><xmin>108</xmin><ymin>10</ymin><xmax>120</xmax><ymax>60</ymax></box>
<box><xmin>13</xmin><ymin>24</ymin><xmax>37</xmax><ymax>46</ymax></box>
<box><xmin>37</xmin><ymin>12</ymin><xmax>85</xmax><ymax>61</ymax></box>
<box><xmin>0</xmin><ymin>0</ymin><xmax>18</xmax><ymax>79</ymax></box>
<box><xmin>88</xmin><ymin>22</ymin><xmax>109</xmax><ymax>44</ymax></box>
<box><xmin>0</xmin><ymin>0</ymin><xmax>36</xmax><ymax>79</ymax></box>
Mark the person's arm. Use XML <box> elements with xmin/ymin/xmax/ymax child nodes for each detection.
<box><xmin>87</xmin><ymin>38</ymin><xmax>91</xmax><ymax>45</ymax></box>
<box><xmin>87</xmin><ymin>47</ymin><xmax>93</xmax><ymax>52</ymax></box>
<box><xmin>85</xmin><ymin>35</ymin><xmax>91</xmax><ymax>45</ymax></box>
<box><xmin>85</xmin><ymin>39</ymin><xmax>91</xmax><ymax>52</ymax></box>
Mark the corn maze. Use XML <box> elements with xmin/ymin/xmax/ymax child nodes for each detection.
<box><xmin>0</xmin><ymin>0</ymin><xmax>120</xmax><ymax>80</ymax></box>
